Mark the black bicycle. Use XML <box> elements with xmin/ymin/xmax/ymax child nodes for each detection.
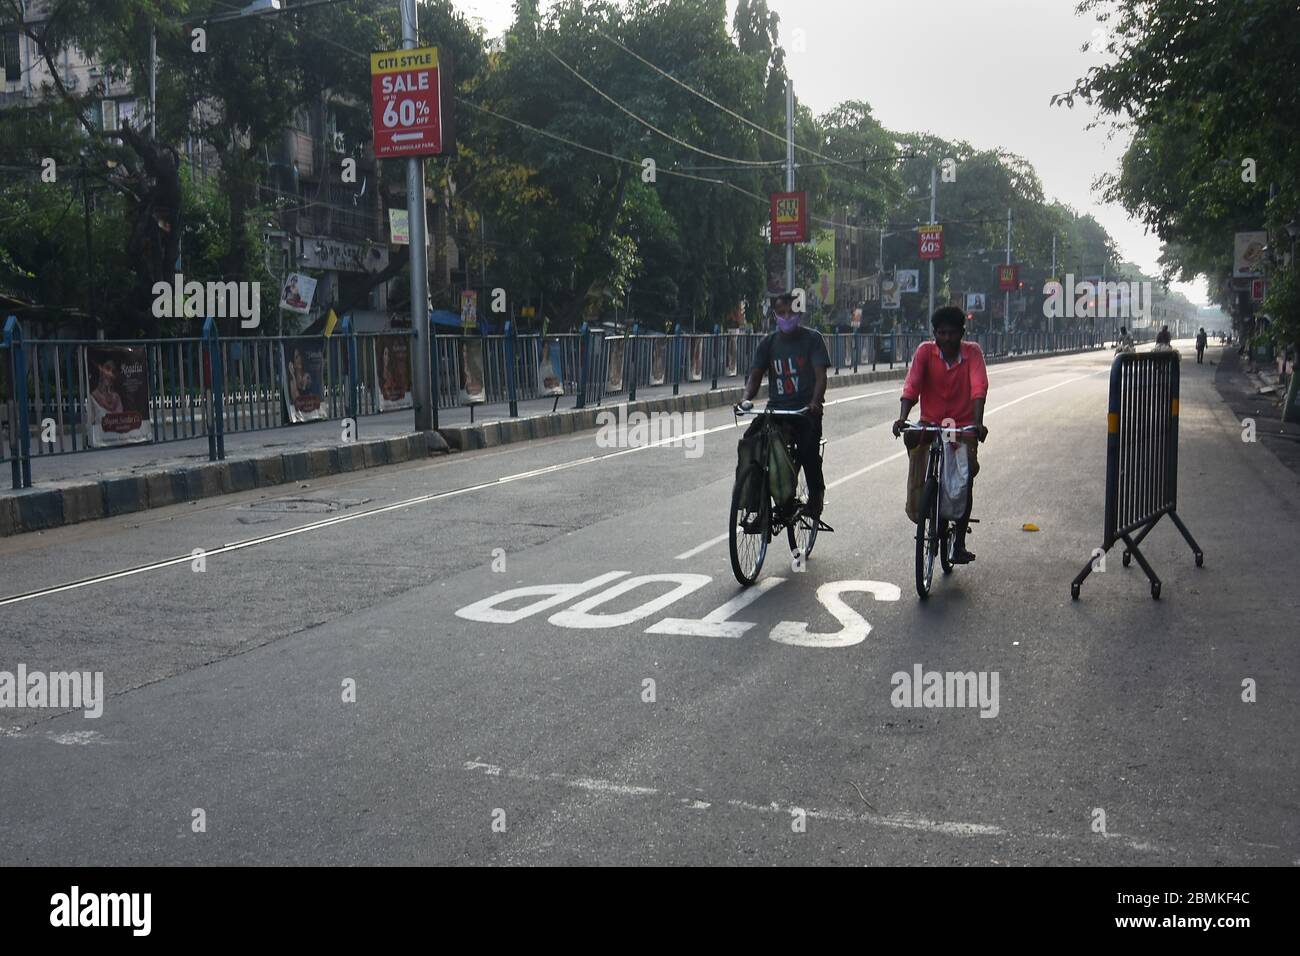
<box><xmin>729</xmin><ymin>404</ymin><xmax>829</xmax><ymax>586</ymax></box>
<box><xmin>902</xmin><ymin>422</ymin><xmax>980</xmax><ymax>599</ymax></box>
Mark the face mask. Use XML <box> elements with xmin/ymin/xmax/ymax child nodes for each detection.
<box><xmin>776</xmin><ymin>313</ymin><xmax>800</xmax><ymax>334</ymax></box>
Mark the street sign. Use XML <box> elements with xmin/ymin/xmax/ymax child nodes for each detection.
<box><xmin>918</xmin><ymin>224</ymin><xmax>943</xmax><ymax>260</ymax></box>
<box><xmin>370</xmin><ymin>46</ymin><xmax>443</xmax><ymax>158</ymax></box>
<box><xmin>1251</xmin><ymin>278</ymin><xmax>1266</xmax><ymax>301</ymax></box>
<box><xmin>769</xmin><ymin>192</ymin><xmax>808</xmax><ymax>244</ymax></box>
<box><xmin>997</xmin><ymin>264</ymin><xmax>1019</xmax><ymax>291</ymax></box>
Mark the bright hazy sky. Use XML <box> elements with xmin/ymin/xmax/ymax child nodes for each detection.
<box><xmin>453</xmin><ymin>0</ymin><xmax>1209</xmax><ymax>306</ymax></box>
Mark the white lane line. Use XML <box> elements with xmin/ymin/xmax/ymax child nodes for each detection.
<box><xmin>461</xmin><ymin>759</ymin><xmax>1166</xmax><ymax>851</ymax></box>
<box><xmin>674</xmin><ymin>534</ymin><xmax>729</xmax><ymax>561</ymax></box>
<box><xmin>464</xmin><ymin>761</ymin><xmax>658</xmax><ymax>796</ymax></box>
<box><xmin>676</xmin><ymin>371</ymin><xmax>1100</xmax><ymax>559</ymax></box>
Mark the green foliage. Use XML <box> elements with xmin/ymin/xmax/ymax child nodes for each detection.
<box><xmin>1061</xmin><ymin>0</ymin><xmax>1300</xmax><ymax>343</ymax></box>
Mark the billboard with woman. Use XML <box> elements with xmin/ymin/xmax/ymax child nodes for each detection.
<box><xmin>280</xmin><ymin>340</ymin><xmax>326</xmax><ymax>422</ymax></box>
<box><xmin>374</xmin><ymin>335</ymin><xmax>412</xmax><ymax>411</ymax></box>
<box><xmin>86</xmin><ymin>346</ymin><xmax>151</xmax><ymax>446</ymax></box>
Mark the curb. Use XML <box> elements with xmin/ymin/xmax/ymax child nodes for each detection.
<box><xmin>0</xmin><ymin>431</ymin><xmax>451</xmax><ymax>538</ymax></box>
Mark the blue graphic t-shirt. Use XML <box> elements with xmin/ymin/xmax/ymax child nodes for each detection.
<box><xmin>750</xmin><ymin>327</ymin><xmax>832</xmax><ymax>410</ymax></box>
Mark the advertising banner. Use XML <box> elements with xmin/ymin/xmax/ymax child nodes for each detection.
<box><xmin>650</xmin><ymin>338</ymin><xmax>667</xmax><ymax>385</ymax></box>
<box><xmin>85</xmin><ymin>345</ymin><xmax>151</xmax><ymax>447</ymax></box>
<box><xmin>918</xmin><ymin>224</ymin><xmax>944</xmax><ymax>260</ymax></box>
<box><xmin>374</xmin><ymin>334</ymin><xmax>412</xmax><ymax>411</ymax></box>
<box><xmin>769</xmin><ymin>191</ymin><xmax>808</xmax><ymax>244</ymax></box>
<box><xmin>280</xmin><ymin>340</ymin><xmax>326</xmax><ymax>423</ymax></box>
<box><xmin>538</xmin><ymin>338</ymin><xmax>564</xmax><ymax>397</ymax></box>
<box><xmin>460</xmin><ymin>337</ymin><xmax>487</xmax><ymax>404</ymax></box>
<box><xmin>370</xmin><ymin>46</ymin><xmax>443</xmax><ymax>158</ymax></box>
<box><xmin>1234</xmin><ymin>231</ymin><xmax>1267</xmax><ymax>278</ymax></box>
<box><xmin>280</xmin><ymin>273</ymin><xmax>318</xmax><ymax>315</ymax></box>
<box><xmin>606</xmin><ymin>336</ymin><xmax>625</xmax><ymax>391</ymax></box>
<box><xmin>881</xmin><ymin>274</ymin><xmax>901</xmax><ymax>310</ymax></box>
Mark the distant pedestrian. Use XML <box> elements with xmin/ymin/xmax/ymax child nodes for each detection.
<box><xmin>1154</xmin><ymin>325</ymin><xmax>1173</xmax><ymax>351</ymax></box>
<box><xmin>1195</xmin><ymin>327</ymin><xmax>1207</xmax><ymax>363</ymax></box>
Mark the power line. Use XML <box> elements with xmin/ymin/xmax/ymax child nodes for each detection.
<box><xmin>543</xmin><ymin>47</ymin><xmax>772</xmax><ymax>168</ymax></box>
<box><xmin>594</xmin><ymin>29</ymin><xmax>868</xmax><ymax>175</ymax></box>
<box><xmin>457</xmin><ymin>96</ymin><xmax>767</xmax><ymax>203</ymax></box>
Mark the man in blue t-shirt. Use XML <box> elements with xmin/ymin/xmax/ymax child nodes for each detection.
<box><xmin>738</xmin><ymin>292</ymin><xmax>831</xmax><ymax>516</ymax></box>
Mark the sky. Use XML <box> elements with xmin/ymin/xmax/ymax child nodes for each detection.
<box><xmin>452</xmin><ymin>0</ymin><xmax>1209</xmax><ymax>306</ymax></box>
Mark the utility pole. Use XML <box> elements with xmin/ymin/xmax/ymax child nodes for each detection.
<box><xmin>927</xmin><ymin>165</ymin><xmax>937</xmax><ymax>320</ymax></box>
<box><xmin>1050</xmin><ymin>234</ymin><xmax>1056</xmax><ymax>334</ymax></box>
<box><xmin>785</xmin><ymin>79</ymin><xmax>795</xmax><ymax>294</ymax></box>
<box><xmin>1003</xmin><ymin>208</ymin><xmax>1012</xmax><ymax>334</ymax></box>
<box><xmin>402</xmin><ymin>0</ymin><xmax>434</xmax><ymax>431</ymax></box>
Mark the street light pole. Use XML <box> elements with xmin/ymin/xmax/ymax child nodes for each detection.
<box><xmin>927</xmin><ymin>165</ymin><xmax>936</xmax><ymax>320</ymax></box>
<box><xmin>784</xmin><ymin>79</ymin><xmax>795</xmax><ymax>294</ymax></box>
<box><xmin>402</xmin><ymin>0</ymin><xmax>434</xmax><ymax>431</ymax></box>
<box><xmin>1004</xmin><ymin>208</ymin><xmax>1012</xmax><ymax>334</ymax></box>
<box><xmin>1050</xmin><ymin>234</ymin><xmax>1056</xmax><ymax>334</ymax></box>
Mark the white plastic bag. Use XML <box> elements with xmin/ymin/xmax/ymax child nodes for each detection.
<box><xmin>939</xmin><ymin>441</ymin><xmax>970</xmax><ymax>521</ymax></box>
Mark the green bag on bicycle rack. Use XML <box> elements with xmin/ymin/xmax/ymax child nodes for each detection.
<box><xmin>768</xmin><ymin>433</ymin><xmax>797</xmax><ymax>508</ymax></box>
<box><xmin>735</xmin><ymin>431</ymin><xmax>765</xmax><ymax>512</ymax></box>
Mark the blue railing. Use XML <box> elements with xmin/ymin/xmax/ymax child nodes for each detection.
<box><xmin>1</xmin><ymin>312</ymin><xmax>1102</xmax><ymax>489</ymax></box>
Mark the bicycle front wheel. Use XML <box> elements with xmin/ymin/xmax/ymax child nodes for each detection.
<box><xmin>915</xmin><ymin>480</ymin><xmax>938</xmax><ymax>598</ymax></box>
<box><xmin>939</xmin><ymin>518</ymin><xmax>954</xmax><ymax>574</ymax></box>
<box><xmin>789</xmin><ymin>466</ymin><xmax>818</xmax><ymax>559</ymax></box>
<box><xmin>729</xmin><ymin>465</ymin><xmax>770</xmax><ymax>586</ymax></box>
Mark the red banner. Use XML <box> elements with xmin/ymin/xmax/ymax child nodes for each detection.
<box><xmin>371</xmin><ymin>47</ymin><xmax>443</xmax><ymax>158</ymax></box>
<box><xmin>918</xmin><ymin>224</ymin><xmax>943</xmax><ymax>260</ymax></box>
<box><xmin>769</xmin><ymin>192</ymin><xmax>808</xmax><ymax>244</ymax></box>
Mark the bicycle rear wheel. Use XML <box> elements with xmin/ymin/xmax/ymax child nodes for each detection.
<box><xmin>915</xmin><ymin>480</ymin><xmax>938</xmax><ymax>598</ymax></box>
<box><xmin>729</xmin><ymin>465</ymin><xmax>770</xmax><ymax>586</ymax></box>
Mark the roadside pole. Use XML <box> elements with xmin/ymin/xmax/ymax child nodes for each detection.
<box><xmin>1004</xmin><ymin>208</ymin><xmax>1012</xmax><ymax>334</ymax></box>
<box><xmin>785</xmin><ymin>79</ymin><xmax>795</xmax><ymax>292</ymax></box>
<box><xmin>927</xmin><ymin>165</ymin><xmax>936</xmax><ymax>320</ymax></box>
<box><xmin>401</xmin><ymin>0</ymin><xmax>434</xmax><ymax>431</ymax></box>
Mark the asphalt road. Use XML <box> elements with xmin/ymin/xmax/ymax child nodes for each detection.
<box><xmin>1</xmin><ymin>342</ymin><xmax>1297</xmax><ymax>865</ymax></box>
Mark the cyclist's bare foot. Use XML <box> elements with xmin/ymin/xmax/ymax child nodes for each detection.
<box><xmin>951</xmin><ymin>545</ymin><xmax>976</xmax><ymax>564</ymax></box>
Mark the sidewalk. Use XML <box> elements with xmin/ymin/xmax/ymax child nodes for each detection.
<box><xmin>1213</xmin><ymin>346</ymin><xmax>1300</xmax><ymax>480</ymax></box>
<box><xmin>0</xmin><ymin>346</ymin><xmax>1099</xmax><ymax>536</ymax></box>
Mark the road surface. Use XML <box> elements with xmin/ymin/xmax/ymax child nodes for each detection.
<box><xmin>1</xmin><ymin>343</ymin><xmax>1296</xmax><ymax>865</ymax></box>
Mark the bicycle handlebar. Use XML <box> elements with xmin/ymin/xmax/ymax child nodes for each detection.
<box><xmin>900</xmin><ymin>422</ymin><xmax>980</xmax><ymax>432</ymax></box>
<box><xmin>734</xmin><ymin>405</ymin><xmax>810</xmax><ymax>417</ymax></box>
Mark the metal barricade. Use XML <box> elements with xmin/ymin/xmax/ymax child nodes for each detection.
<box><xmin>1071</xmin><ymin>350</ymin><xmax>1203</xmax><ymax>600</ymax></box>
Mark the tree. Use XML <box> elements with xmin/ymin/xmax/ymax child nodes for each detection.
<box><xmin>1058</xmin><ymin>0</ymin><xmax>1300</xmax><ymax>351</ymax></box>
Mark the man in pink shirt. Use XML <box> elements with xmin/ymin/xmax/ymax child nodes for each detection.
<box><xmin>891</xmin><ymin>307</ymin><xmax>989</xmax><ymax>563</ymax></box>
